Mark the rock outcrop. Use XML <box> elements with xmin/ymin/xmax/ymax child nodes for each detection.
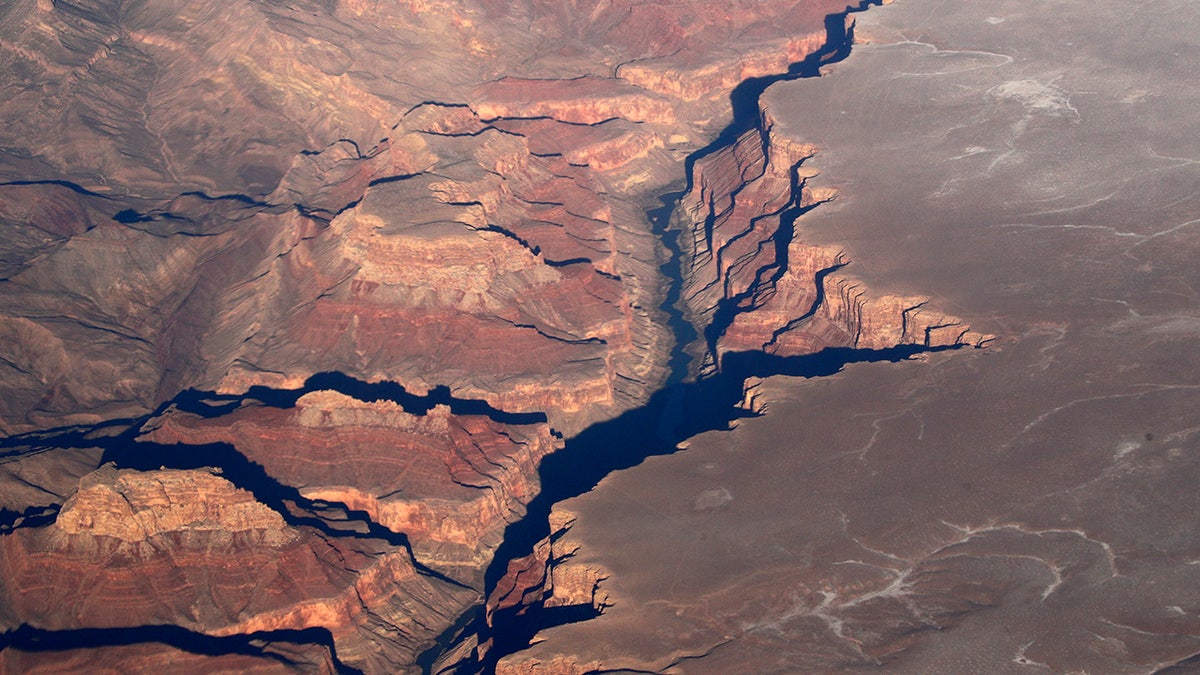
<box><xmin>141</xmin><ymin>388</ymin><xmax>561</xmax><ymax>578</ymax></box>
<box><xmin>0</xmin><ymin>464</ymin><xmax>477</xmax><ymax>672</ymax></box>
<box><xmin>679</xmin><ymin>106</ymin><xmax>990</xmax><ymax>373</ymax></box>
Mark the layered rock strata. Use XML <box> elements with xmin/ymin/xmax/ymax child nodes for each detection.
<box><xmin>141</xmin><ymin>389</ymin><xmax>561</xmax><ymax>577</ymax></box>
<box><xmin>0</xmin><ymin>0</ymin><xmax>850</xmax><ymax>435</ymax></box>
<box><xmin>679</xmin><ymin>107</ymin><xmax>990</xmax><ymax>373</ymax></box>
<box><xmin>0</xmin><ymin>376</ymin><xmax>564</xmax><ymax>671</ymax></box>
<box><xmin>0</xmin><ymin>0</ymin><xmax>971</xmax><ymax>672</ymax></box>
<box><xmin>0</xmin><ymin>464</ymin><xmax>477</xmax><ymax>672</ymax></box>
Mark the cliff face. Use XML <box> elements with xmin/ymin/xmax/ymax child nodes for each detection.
<box><xmin>0</xmin><ymin>464</ymin><xmax>477</xmax><ymax>672</ymax></box>
<box><xmin>141</xmin><ymin>388</ymin><xmax>561</xmax><ymax>577</ymax></box>
<box><xmin>679</xmin><ymin>107</ymin><xmax>989</xmax><ymax>372</ymax></box>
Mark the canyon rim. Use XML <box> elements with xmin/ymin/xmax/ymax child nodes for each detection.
<box><xmin>2</xmin><ymin>0</ymin><xmax>1198</xmax><ymax>673</ymax></box>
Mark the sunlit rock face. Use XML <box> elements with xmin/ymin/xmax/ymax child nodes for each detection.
<box><xmin>495</xmin><ymin>0</ymin><xmax>1200</xmax><ymax>672</ymax></box>
<box><xmin>141</xmin><ymin>390</ymin><xmax>561</xmax><ymax>576</ymax></box>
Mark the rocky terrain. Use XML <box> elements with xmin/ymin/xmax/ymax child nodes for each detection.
<box><xmin>8</xmin><ymin>0</ymin><xmax>1176</xmax><ymax>672</ymax></box>
<box><xmin>0</xmin><ymin>0</ymin><xmax>858</xmax><ymax>436</ymax></box>
<box><xmin>0</xmin><ymin>0</ymin><xmax>993</xmax><ymax>672</ymax></box>
<box><xmin>498</xmin><ymin>0</ymin><xmax>1200</xmax><ymax>672</ymax></box>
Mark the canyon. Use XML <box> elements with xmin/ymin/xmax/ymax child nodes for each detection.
<box><xmin>3</xmin><ymin>0</ymin><xmax>1197</xmax><ymax>673</ymax></box>
<box><xmin>494</xmin><ymin>0</ymin><xmax>1200</xmax><ymax>672</ymax></box>
<box><xmin>1</xmin><ymin>0</ymin><xmax>976</xmax><ymax>671</ymax></box>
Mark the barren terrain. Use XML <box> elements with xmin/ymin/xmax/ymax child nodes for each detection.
<box><xmin>502</xmin><ymin>0</ymin><xmax>1200</xmax><ymax>672</ymax></box>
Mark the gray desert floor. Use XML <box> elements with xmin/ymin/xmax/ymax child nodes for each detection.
<box><xmin>508</xmin><ymin>0</ymin><xmax>1200</xmax><ymax>671</ymax></box>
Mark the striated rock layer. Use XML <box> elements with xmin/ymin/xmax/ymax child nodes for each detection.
<box><xmin>678</xmin><ymin>105</ymin><xmax>990</xmax><ymax>374</ymax></box>
<box><xmin>0</xmin><ymin>0</ymin><xmax>850</xmax><ymax>436</ymax></box>
<box><xmin>0</xmin><ymin>463</ymin><xmax>477</xmax><ymax>672</ymax></box>
<box><xmin>140</xmin><ymin>388</ymin><xmax>561</xmax><ymax>578</ymax></box>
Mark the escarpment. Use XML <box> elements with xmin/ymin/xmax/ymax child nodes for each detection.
<box><xmin>678</xmin><ymin>105</ymin><xmax>990</xmax><ymax>372</ymax></box>
<box><xmin>0</xmin><ymin>376</ymin><xmax>561</xmax><ymax>671</ymax></box>
<box><xmin>0</xmin><ymin>463</ymin><xmax>478</xmax><ymax>672</ymax></box>
<box><xmin>141</xmin><ymin>387</ymin><xmax>561</xmax><ymax>576</ymax></box>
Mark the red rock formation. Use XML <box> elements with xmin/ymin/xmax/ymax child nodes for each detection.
<box><xmin>142</xmin><ymin>389</ymin><xmax>561</xmax><ymax>576</ymax></box>
<box><xmin>679</xmin><ymin>108</ymin><xmax>990</xmax><ymax>370</ymax></box>
<box><xmin>0</xmin><ymin>464</ymin><xmax>476</xmax><ymax>672</ymax></box>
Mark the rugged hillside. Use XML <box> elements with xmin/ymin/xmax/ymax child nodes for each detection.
<box><xmin>678</xmin><ymin>104</ymin><xmax>990</xmax><ymax>374</ymax></box>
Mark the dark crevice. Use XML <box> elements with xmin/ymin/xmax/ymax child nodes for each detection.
<box><xmin>300</xmin><ymin>138</ymin><xmax>366</xmax><ymax>158</ymax></box>
<box><xmin>461</xmin><ymin>1</ymin><xmax>896</xmax><ymax>671</ymax></box>
<box><xmin>480</xmin><ymin>224</ymin><xmax>541</xmax><ymax>257</ymax></box>
<box><xmin>494</xmin><ymin>317</ymin><xmax>607</xmax><ymax>346</ymax></box>
<box><xmin>177</xmin><ymin>190</ymin><xmax>273</xmax><ymax>208</ymax></box>
<box><xmin>0</xmin><ymin>179</ymin><xmax>113</xmax><ymax>199</ymax></box>
<box><xmin>365</xmin><ymin>172</ymin><xmax>419</xmax><ymax>188</ymax></box>
<box><xmin>544</xmin><ymin>257</ymin><xmax>592</xmax><ymax>267</ymax></box>
<box><xmin>0</xmin><ymin>624</ymin><xmax>363</xmax><ymax>675</ymax></box>
<box><xmin>0</xmin><ymin>504</ymin><xmax>61</xmax><ymax>534</ymax></box>
<box><xmin>765</xmin><ymin>259</ymin><xmax>849</xmax><ymax>349</ymax></box>
<box><xmin>478</xmin><ymin>114</ymin><xmax>628</xmax><ymax>128</ymax></box>
<box><xmin>684</xmin><ymin>0</ymin><xmax>878</xmax><ymax>196</ymax></box>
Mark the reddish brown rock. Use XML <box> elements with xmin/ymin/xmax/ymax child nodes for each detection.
<box><xmin>679</xmin><ymin>114</ymin><xmax>989</xmax><ymax>370</ymax></box>
<box><xmin>142</xmin><ymin>389</ymin><xmax>561</xmax><ymax>575</ymax></box>
<box><xmin>0</xmin><ymin>465</ymin><xmax>475</xmax><ymax>672</ymax></box>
